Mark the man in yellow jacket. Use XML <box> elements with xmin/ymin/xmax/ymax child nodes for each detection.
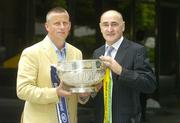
<box><xmin>16</xmin><ymin>7</ymin><xmax>89</xmax><ymax>123</ymax></box>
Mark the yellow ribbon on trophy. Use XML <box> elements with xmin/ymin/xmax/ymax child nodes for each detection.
<box><xmin>103</xmin><ymin>68</ymin><xmax>113</xmax><ymax>123</ymax></box>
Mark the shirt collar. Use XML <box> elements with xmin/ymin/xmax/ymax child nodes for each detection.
<box><xmin>105</xmin><ymin>36</ymin><xmax>124</xmax><ymax>51</ymax></box>
<box><xmin>47</xmin><ymin>36</ymin><xmax>67</xmax><ymax>56</ymax></box>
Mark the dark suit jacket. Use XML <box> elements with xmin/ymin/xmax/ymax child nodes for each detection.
<box><xmin>92</xmin><ymin>38</ymin><xmax>156</xmax><ymax>123</ymax></box>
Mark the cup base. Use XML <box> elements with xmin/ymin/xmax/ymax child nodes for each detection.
<box><xmin>70</xmin><ymin>87</ymin><xmax>95</xmax><ymax>93</ymax></box>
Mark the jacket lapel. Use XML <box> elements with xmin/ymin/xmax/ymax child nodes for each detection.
<box><xmin>115</xmin><ymin>38</ymin><xmax>130</xmax><ymax>64</ymax></box>
<box><xmin>112</xmin><ymin>38</ymin><xmax>130</xmax><ymax>80</ymax></box>
<box><xmin>96</xmin><ymin>45</ymin><xmax>105</xmax><ymax>58</ymax></box>
<box><xmin>66</xmin><ymin>43</ymin><xmax>73</xmax><ymax>61</ymax></box>
<box><xmin>41</xmin><ymin>36</ymin><xmax>58</xmax><ymax>65</ymax></box>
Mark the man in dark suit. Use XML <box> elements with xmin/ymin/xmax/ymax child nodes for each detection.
<box><xmin>92</xmin><ymin>10</ymin><xmax>157</xmax><ymax>123</ymax></box>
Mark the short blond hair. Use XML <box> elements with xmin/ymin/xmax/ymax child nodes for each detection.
<box><xmin>46</xmin><ymin>7</ymin><xmax>69</xmax><ymax>22</ymax></box>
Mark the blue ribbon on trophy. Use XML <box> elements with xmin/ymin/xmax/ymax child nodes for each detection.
<box><xmin>51</xmin><ymin>65</ymin><xmax>70</xmax><ymax>123</ymax></box>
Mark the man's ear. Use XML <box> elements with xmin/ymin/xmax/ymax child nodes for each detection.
<box><xmin>45</xmin><ymin>22</ymin><xmax>49</xmax><ymax>32</ymax></box>
<box><xmin>68</xmin><ymin>22</ymin><xmax>71</xmax><ymax>31</ymax></box>
<box><xmin>99</xmin><ymin>23</ymin><xmax>103</xmax><ymax>33</ymax></box>
<box><xmin>122</xmin><ymin>22</ymin><xmax>125</xmax><ymax>32</ymax></box>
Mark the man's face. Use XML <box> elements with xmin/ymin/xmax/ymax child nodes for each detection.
<box><xmin>100</xmin><ymin>11</ymin><xmax>125</xmax><ymax>45</ymax></box>
<box><xmin>45</xmin><ymin>12</ymin><xmax>71</xmax><ymax>42</ymax></box>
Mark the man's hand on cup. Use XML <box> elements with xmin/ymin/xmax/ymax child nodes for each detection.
<box><xmin>95</xmin><ymin>81</ymin><xmax>103</xmax><ymax>92</ymax></box>
<box><xmin>56</xmin><ymin>81</ymin><xmax>72</xmax><ymax>97</ymax></box>
<box><xmin>99</xmin><ymin>55</ymin><xmax>122</xmax><ymax>75</ymax></box>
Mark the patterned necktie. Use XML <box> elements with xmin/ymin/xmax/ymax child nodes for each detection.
<box><xmin>104</xmin><ymin>46</ymin><xmax>114</xmax><ymax>123</ymax></box>
<box><xmin>106</xmin><ymin>46</ymin><xmax>114</xmax><ymax>57</ymax></box>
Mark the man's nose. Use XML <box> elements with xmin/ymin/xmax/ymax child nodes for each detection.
<box><xmin>107</xmin><ymin>25</ymin><xmax>113</xmax><ymax>31</ymax></box>
<box><xmin>59</xmin><ymin>22</ymin><xmax>65</xmax><ymax>28</ymax></box>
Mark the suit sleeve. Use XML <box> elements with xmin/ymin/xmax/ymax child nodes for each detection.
<box><xmin>16</xmin><ymin>48</ymin><xmax>59</xmax><ymax>104</ymax></box>
<box><xmin>117</xmin><ymin>47</ymin><xmax>157</xmax><ymax>93</ymax></box>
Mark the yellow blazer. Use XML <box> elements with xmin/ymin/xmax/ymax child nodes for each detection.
<box><xmin>17</xmin><ymin>36</ymin><xmax>82</xmax><ymax>123</ymax></box>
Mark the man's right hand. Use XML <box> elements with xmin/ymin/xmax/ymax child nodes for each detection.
<box><xmin>95</xmin><ymin>81</ymin><xmax>103</xmax><ymax>92</ymax></box>
<box><xmin>56</xmin><ymin>81</ymin><xmax>72</xmax><ymax>97</ymax></box>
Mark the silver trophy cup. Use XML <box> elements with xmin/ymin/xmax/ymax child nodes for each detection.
<box><xmin>56</xmin><ymin>59</ymin><xmax>105</xmax><ymax>93</ymax></box>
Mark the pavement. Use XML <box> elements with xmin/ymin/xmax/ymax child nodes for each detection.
<box><xmin>144</xmin><ymin>96</ymin><xmax>180</xmax><ymax>123</ymax></box>
<box><xmin>144</xmin><ymin>75</ymin><xmax>180</xmax><ymax>123</ymax></box>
